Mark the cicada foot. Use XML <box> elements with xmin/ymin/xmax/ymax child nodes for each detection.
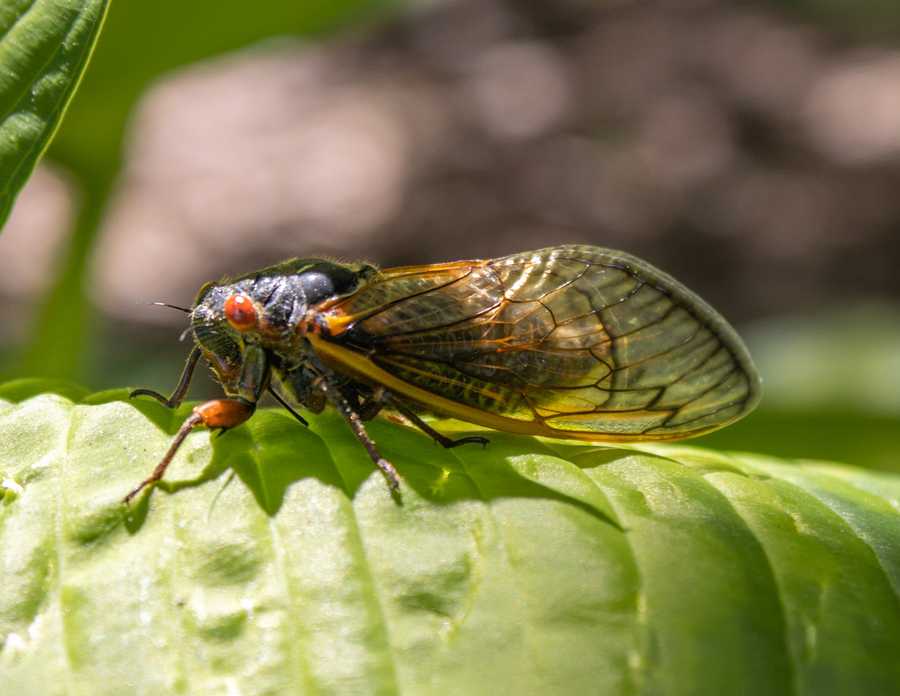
<box><xmin>123</xmin><ymin>398</ymin><xmax>255</xmax><ymax>504</ymax></box>
<box><xmin>129</xmin><ymin>347</ymin><xmax>202</xmax><ymax>410</ymax></box>
<box><xmin>313</xmin><ymin>371</ymin><xmax>405</xmax><ymax>501</ymax></box>
<box><xmin>440</xmin><ymin>434</ymin><xmax>489</xmax><ymax>449</ymax></box>
<box><xmin>375</xmin><ymin>457</ymin><xmax>401</xmax><ymax>492</ymax></box>
<box><xmin>387</xmin><ymin>396</ymin><xmax>490</xmax><ymax>450</ymax></box>
<box><xmin>129</xmin><ymin>388</ymin><xmax>177</xmax><ymax>408</ymax></box>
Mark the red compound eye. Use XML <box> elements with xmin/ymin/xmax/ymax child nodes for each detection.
<box><xmin>224</xmin><ymin>294</ymin><xmax>258</xmax><ymax>331</ymax></box>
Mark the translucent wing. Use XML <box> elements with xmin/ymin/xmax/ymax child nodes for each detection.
<box><xmin>313</xmin><ymin>245</ymin><xmax>761</xmax><ymax>441</ymax></box>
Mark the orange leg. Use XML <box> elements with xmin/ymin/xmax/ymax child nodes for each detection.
<box><xmin>123</xmin><ymin>398</ymin><xmax>254</xmax><ymax>504</ymax></box>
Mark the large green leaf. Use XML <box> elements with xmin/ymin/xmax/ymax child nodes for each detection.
<box><xmin>1</xmin><ymin>382</ymin><xmax>898</xmax><ymax>694</ymax></box>
<box><xmin>0</xmin><ymin>0</ymin><xmax>108</xmax><ymax>229</ymax></box>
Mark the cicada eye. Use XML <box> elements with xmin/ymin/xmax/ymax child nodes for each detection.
<box><xmin>224</xmin><ymin>293</ymin><xmax>258</xmax><ymax>331</ymax></box>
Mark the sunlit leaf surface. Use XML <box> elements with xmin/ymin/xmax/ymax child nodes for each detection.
<box><xmin>0</xmin><ymin>0</ymin><xmax>108</xmax><ymax>228</ymax></box>
<box><xmin>0</xmin><ymin>382</ymin><xmax>898</xmax><ymax>695</ymax></box>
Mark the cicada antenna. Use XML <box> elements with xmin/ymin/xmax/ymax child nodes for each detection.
<box><xmin>150</xmin><ymin>301</ymin><xmax>191</xmax><ymax>314</ymax></box>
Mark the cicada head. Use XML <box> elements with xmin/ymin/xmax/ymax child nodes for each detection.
<box><xmin>190</xmin><ymin>281</ymin><xmax>244</xmax><ymax>386</ymax></box>
<box><xmin>189</xmin><ymin>259</ymin><xmax>376</xmax><ymax>382</ymax></box>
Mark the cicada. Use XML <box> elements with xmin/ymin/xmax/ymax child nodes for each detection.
<box><xmin>126</xmin><ymin>244</ymin><xmax>761</xmax><ymax>502</ymax></box>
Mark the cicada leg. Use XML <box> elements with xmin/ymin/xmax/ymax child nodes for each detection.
<box><xmin>314</xmin><ymin>374</ymin><xmax>401</xmax><ymax>495</ymax></box>
<box><xmin>267</xmin><ymin>385</ymin><xmax>308</xmax><ymax>426</ymax></box>
<box><xmin>386</xmin><ymin>395</ymin><xmax>489</xmax><ymax>449</ymax></box>
<box><xmin>130</xmin><ymin>346</ymin><xmax>202</xmax><ymax>408</ymax></box>
<box><xmin>354</xmin><ymin>386</ymin><xmax>386</xmax><ymax>422</ymax></box>
<box><xmin>123</xmin><ymin>398</ymin><xmax>256</xmax><ymax>504</ymax></box>
<box><xmin>126</xmin><ymin>343</ymin><xmax>271</xmax><ymax>504</ymax></box>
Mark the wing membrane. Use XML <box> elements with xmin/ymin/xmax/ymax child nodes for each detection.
<box><xmin>318</xmin><ymin>245</ymin><xmax>761</xmax><ymax>441</ymax></box>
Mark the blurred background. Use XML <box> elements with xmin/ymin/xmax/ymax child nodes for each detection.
<box><xmin>2</xmin><ymin>0</ymin><xmax>899</xmax><ymax>471</ymax></box>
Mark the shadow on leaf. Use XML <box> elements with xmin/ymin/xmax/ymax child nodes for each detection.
<box><xmin>162</xmin><ymin>410</ymin><xmax>347</xmax><ymax>516</ymax></box>
<box><xmin>127</xmin><ymin>403</ymin><xmax>626</xmax><ymax>531</ymax></box>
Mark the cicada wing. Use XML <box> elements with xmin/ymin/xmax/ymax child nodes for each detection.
<box><xmin>317</xmin><ymin>260</ymin><xmax>483</xmax><ymax>335</ymax></box>
<box><xmin>319</xmin><ymin>245</ymin><xmax>761</xmax><ymax>441</ymax></box>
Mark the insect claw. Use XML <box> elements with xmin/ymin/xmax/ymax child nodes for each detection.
<box><xmin>123</xmin><ymin>408</ymin><xmax>208</xmax><ymax>505</ymax></box>
<box><xmin>268</xmin><ymin>386</ymin><xmax>309</xmax><ymax>426</ymax></box>
<box><xmin>375</xmin><ymin>458</ymin><xmax>401</xmax><ymax>493</ymax></box>
<box><xmin>444</xmin><ymin>435</ymin><xmax>490</xmax><ymax>449</ymax></box>
<box><xmin>123</xmin><ymin>475</ymin><xmax>163</xmax><ymax>505</ymax></box>
<box><xmin>129</xmin><ymin>347</ymin><xmax>201</xmax><ymax>410</ymax></box>
<box><xmin>123</xmin><ymin>483</ymin><xmax>144</xmax><ymax>505</ymax></box>
<box><xmin>129</xmin><ymin>388</ymin><xmax>171</xmax><ymax>405</ymax></box>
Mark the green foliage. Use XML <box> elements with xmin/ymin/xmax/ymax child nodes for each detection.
<box><xmin>50</xmin><ymin>0</ymin><xmax>395</xmax><ymax>175</ymax></box>
<box><xmin>0</xmin><ymin>0</ymin><xmax>108</xmax><ymax>228</ymax></box>
<box><xmin>696</xmin><ymin>307</ymin><xmax>900</xmax><ymax>476</ymax></box>
<box><xmin>697</xmin><ymin>407</ymin><xmax>900</xmax><ymax>477</ymax></box>
<box><xmin>1</xmin><ymin>382</ymin><xmax>898</xmax><ymax>695</ymax></box>
<box><xmin>771</xmin><ymin>0</ymin><xmax>900</xmax><ymax>38</ymax></box>
<box><xmin>1</xmin><ymin>0</ymin><xmax>397</xmax><ymax>382</ymax></box>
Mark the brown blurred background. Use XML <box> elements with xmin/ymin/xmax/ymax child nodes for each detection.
<box><xmin>2</xmin><ymin>0</ymin><xmax>899</xmax><ymax>468</ymax></box>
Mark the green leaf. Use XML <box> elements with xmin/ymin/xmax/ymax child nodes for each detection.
<box><xmin>50</xmin><ymin>0</ymin><xmax>397</xmax><ymax>175</ymax></box>
<box><xmin>1</xmin><ymin>386</ymin><xmax>899</xmax><ymax>694</ymax></box>
<box><xmin>0</xmin><ymin>0</ymin><xmax>108</xmax><ymax>229</ymax></box>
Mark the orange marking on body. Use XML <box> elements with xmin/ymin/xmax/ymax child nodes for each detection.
<box><xmin>194</xmin><ymin>399</ymin><xmax>254</xmax><ymax>429</ymax></box>
<box><xmin>320</xmin><ymin>309</ymin><xmax>357</xmax><ymax>336</ymax></box>
<box><xmin>293</xmin><ymin>307</ymin><xmax>344</xmax><ymax>338</ymax></box>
